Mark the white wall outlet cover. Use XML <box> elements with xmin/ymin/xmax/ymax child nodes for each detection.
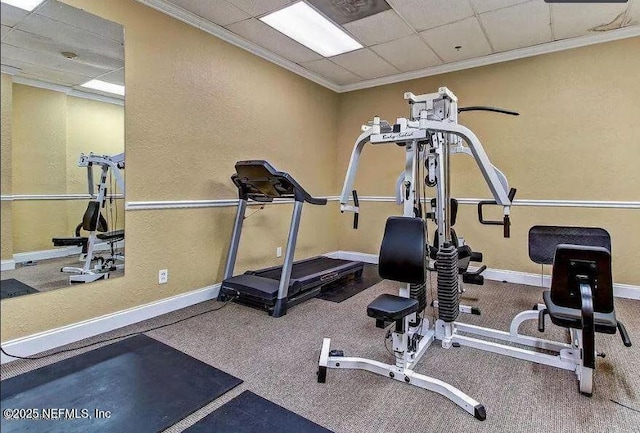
<box><xmin>159</xmin><ymin>269</ymin><xmax>168</xmax><ymax>284</ymax></box>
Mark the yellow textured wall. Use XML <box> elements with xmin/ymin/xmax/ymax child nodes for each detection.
<box><xmin>11</xmin><ymin>84</ymin><xmax>68</xmax><ymax>253</ymax></box>
<box><xmin>1</xmin><ymin>74</ymin><xmax>13</xmax><ymax>260</ymax></box>
<box><xmin>337</xmin><ymin>37</ymin><xmax>640</xmax><ymax>285</ymax></box>
<box><xmin>1</xmin><ymin>0</ymin><xmax>340</xmax><ymax>340</ymax></box>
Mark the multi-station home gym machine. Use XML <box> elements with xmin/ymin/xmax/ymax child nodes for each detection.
<box><xmin>52</xmin><ymin>152</ymin><xmax>125</xmax><ymax>283</ymax></box>
<box><xmin>317</xmin><ymin>88</ymin><xmax>631</xmax><ymax>420</ymax></box>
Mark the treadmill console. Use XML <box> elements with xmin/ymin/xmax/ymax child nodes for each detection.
<box><xmin>232</xmin><ymin>160</ymin><xmax>327</xmax><ymax>205</ymax></box>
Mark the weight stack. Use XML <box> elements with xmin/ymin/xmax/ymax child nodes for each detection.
<box><xmin>436</xmin><ymin>244</ymin><xmax>459</xmax><ymax>322</ymax></box>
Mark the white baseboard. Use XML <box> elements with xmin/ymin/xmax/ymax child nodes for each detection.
<box><xmin>325</xmin><ymin>250</ymin><xmax>378</xmax><ymax>264</ymax></box>
<box><xmin>13</xmin><ymin>241</ymin><xmax>125</xmax><ymax>264</ymax></box>
<box><xmin>1</xmin><ymin>283</ymin><xmax>221</xmax><ymax>364</ymax></box>
<box><xmin>1</xmin><ymin>260</ymin><xmax>16</xmax><ymax>271</ymax></box>
<box><xmin>328</xmin><ymin>250</ymin><xmax>640</xmax><ymax>300</ymax></box>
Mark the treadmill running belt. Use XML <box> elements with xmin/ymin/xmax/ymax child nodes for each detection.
<box><xmin>256</xmin><ymin>257</ymin><xmax>355</xmax><ymax>280</ymax></box>
<box><xmin>0</xmin><ymin>334</ymin><xmax>242</xmax><ymax>433</ymax></box>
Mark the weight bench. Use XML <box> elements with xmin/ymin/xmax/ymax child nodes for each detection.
<box><xmin>530</xmin><ymin>226</ymin><xmax>632</xmax><ymax>395</ymax></box>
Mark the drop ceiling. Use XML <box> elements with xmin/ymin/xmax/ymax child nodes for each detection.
<box><xmin>1</xmin><ymin>0</ymin><xmax>124</xmax><ymax>100</ymax></box>
<box><xmin>146</xmin><ymin>0</ymin><xmax>640</xmax><ymax>92</ymax></box>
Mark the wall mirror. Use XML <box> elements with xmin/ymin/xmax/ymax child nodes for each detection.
<box><xmin>1</xmin><ymin>0</ymin><xmax>125</xmax><ymax>300</ymax></box>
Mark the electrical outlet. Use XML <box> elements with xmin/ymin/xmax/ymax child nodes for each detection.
<box><xmin>158</xmin><ymin>269</ymin><xmax>168</xmax><ymax>284</ymax></box>
<box><xmin>276</xmin><ymin>247</ymin><xmax>282</xmax><ymax>258</ymax></box>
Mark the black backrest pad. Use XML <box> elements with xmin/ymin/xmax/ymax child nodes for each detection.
<box><xmin>551</xmin><ymin>245</ymin><xmax>614</xmax><ymax>313</ymax></box>
<box><xmin>82</xmin><ymin>201</ymin><xmax>108</xmax><ymax>232</ymax></box>
<box><xmin>528</xmin><ymin>226</ymin><xmax>611</xmax><ymax>265</ymax></box>
<box><xmin>379</xmin><ymin>217</ymin><xmax>426</xmax><ymax>284</ymax></box>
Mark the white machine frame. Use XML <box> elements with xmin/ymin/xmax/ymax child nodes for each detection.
<box><xmin>319</xmin><ymin>88</ymin><xmax>594</xmax><ymax>420</ymax></box>
<box><xmin>61</xmin><ymin>152</ymin><xmax>125</xmax><ymax>283</ymax></box>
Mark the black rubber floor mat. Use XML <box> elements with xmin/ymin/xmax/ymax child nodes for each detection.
<box><xmin>0</xmin><ymin>334</ymin><xmax>242</xmax><ymax>433</ymax></box>
<box><xmin>184</xmin><ymin>390</ymin><xmax>333</xmax><ymax>433</ymax></box>
<box><xmin>318</xmin><ymin>263</ymin><xmax>382</xmax><ymax>303</ymax></box>
<box><xmin>0</xmin><ymin>279</ymin><xmax>39</xmax><ymax>300</ymax></box>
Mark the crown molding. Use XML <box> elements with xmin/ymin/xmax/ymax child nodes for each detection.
<box><xmin>133</xmin><ymin>0</ymin><xmax>640</xmax><ymax>94</ymax></box>
<box><xmin>136</xmin><ymin>0</ymin><xmax>341</xmax><ymax>92</ymax></box>
<box><xmin>340</xmin><ymin>26</ymin><xmax>640</xmax><ymax>92</ymax></box>
<box><xmin>10</xmin><ymin>76</ymin><xmax>124</xmax><ymax>106</ymax></box>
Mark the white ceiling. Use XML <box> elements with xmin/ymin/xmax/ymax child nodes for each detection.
<box><xmin>1</xmin><ymin>0</ymin><xmax>124</xmax><ymax>98</ymax></box>
<box><xmin>159</xmin><ymin>0</ymin><xmax>639</xmax><ymax>88</ymax></box>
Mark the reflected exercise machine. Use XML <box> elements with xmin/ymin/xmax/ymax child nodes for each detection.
<box><xmin>52</xmin><ymin>152</ymin><xmax>125</xmax><ymax>283</ymax></box>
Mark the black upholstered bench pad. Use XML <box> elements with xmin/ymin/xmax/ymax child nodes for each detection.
<box><xmin>543</xmin><ymin>291</ymin><xmax>617</xmax><ymax>334</ymax></box>
<box><xmin>0</xmin><ymin>334</ymin><xmax>242</xmax><ymax>433</ymax></box>
<box><xmin>367</xmin><ymin>294</ymin><xmax>419</xmax><ymax>321</ymax></box>
<box><xmin>184</xmin><ymin>391</ymin><xmax>332</xmax><ymax>433</ymax></box>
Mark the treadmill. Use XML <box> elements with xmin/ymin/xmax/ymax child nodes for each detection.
<box><xmin>218</xmin><ymin>160</ymin><xmax>364</xmax><ymax>317</ymax></box>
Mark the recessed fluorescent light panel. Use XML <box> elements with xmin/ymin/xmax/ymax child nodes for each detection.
<box><xmin>1</xmin><ymin>0</ymin><xmax>44</xmax><ymax>12</ymax></box>
<box><xmin>81</xmin><ymin>79</ymin><xmax>125</xmax><ymax>96</ymax></box>
<box><xmin>260</xmin><ymin>1</ymin><xmax>362</xmax><ymax>57</ymax></box>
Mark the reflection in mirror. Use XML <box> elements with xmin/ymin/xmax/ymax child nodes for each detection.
<box><xmin>0</xmin><ymin>0</ymin><xmax>125</xmax><ymax>299</ymax></box>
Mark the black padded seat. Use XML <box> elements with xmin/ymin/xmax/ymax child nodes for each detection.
<box><xmin>52</xmin><ymin>237</ymin><xmax>88</xmax><ymax>247</ymax></box>
<box><xmin>367</xmin><ymin>294</ymin><xmax>419</xmax><ymax>321</ymax></box>
<box><xmin>97</xmin><ymin>229</ymin><xmax>125</xmax><ymax>241</ymax></box>
<box><xmin>542</xmin><ymin>291</ymin><xmax>618</xmax><ymax>334</ymax></box>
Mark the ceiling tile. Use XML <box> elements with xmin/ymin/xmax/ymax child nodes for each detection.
<box><xmin>225</xmin><ymin>0</ymin><xmax>291</xmax><ymax>16</ymax></box>
<box><xmin>227</xmin><ymin>18</ymin><xmax>322</xmax><ymax>63</ymax></box>
<box><xmin>468</xmin><ymin>0</ymin><xmax>531</xmax><ymax>14</ymax></box>
<box><xmin>307</xmin><ymin>0</ymin><xmax>391</xmax><ymax>25</ymax></box>
<box><xmin>420</xmin><ymin>17</ymin><xmax>492</xmax><ymax>62</ymax></box>
<box><xmin>37</xmin><ymin>0</ymin><xmax>123</xmax><ymax>42</ymax></box>
<box><xmin>480</xmin><ymin>1</ymin><xmax>552</xmax><ymax>52</ymax></box>
<box><xmin>15</xmin><ymin>14</ymin><xmax>123</xmax><ymax>60</ymax></box>
<box><xmin>388</xmin><ymin>0</ymin><xmax>475</xmax><ymax>31</ymax></box>
<box><xmin>167</xmin><ymin>0</ymin><xmax>250</xmax><ymax>26</ymax></box>
<box><xmin>2</xmin><ymin>44</ymin><xmax>111</xmax><ymax>78</ymax></box>
<box><xmin>1</xmin><ymin>57</ymin><xmax>93</xmax><ymax>86</ymax></box>
<box><xmin>98</xmin><ymin>68</ymin><xmax>125</xmax><ymax>86</ymax></box>
<box><xmin>330</xmin><ymin>48</ymin><xmax>399</xmax><ymax>79</ymax></box>
<box><xmin>4</xmin><ymin>29</ymin><xmax>123</xmax><ymax>71</ymax></box>
<box><xmin>1</xmin><ymin>3</ymin><xmax>29</xmax><ymax>27</ymax></box>
<box><xmin>371</xmin><ymin>35</ymin><xmax>441</xmax><ymax>72</ymax></box>
<box><xmin>1</xmin><ymin>25</ymin><xmax>11</xmax><ymax>39</ymax></box>
<box><xmin>552</xmin><ymin>2</ymin><xmax>629</xmax><ymax>40</ymax></box>
<box><xmin>344</xmin><ymin>10</ymin><xmax>414</xmax><ymax>46</ymax></box>
<box><xmin>301</xmin><ymin>59</ymin><xmax>361</xmax><ymax>85</ymax></box>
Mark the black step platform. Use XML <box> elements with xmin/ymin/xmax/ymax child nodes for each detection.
<box><xmin>0</xmin><ymin>334</ymin><xmax>242</xmax><ymax>433</ymax></box>
<box><xmin>184</xmin><ymin>391</ymin><xmax>333</xmax><ymax>433</ymax></box>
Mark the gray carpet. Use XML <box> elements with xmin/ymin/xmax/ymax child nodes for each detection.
<box><xmin>0</xmin><ymin>255</ymin><xmax>124</xmax><ymax>293</ymax></box>
<box><xmin>2</xmin><ymin>277</ymin><xmax>638</xmax><ymax>433</ymax></box>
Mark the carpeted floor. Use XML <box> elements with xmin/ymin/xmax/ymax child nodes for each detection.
<box><xmin>0</xmin><ymin>255</ymin><xmax>124</xmax><ymax>294</ymax></box>
<box><xmin>2</xmin><ymin>276</ymin><xmax>638</xmax><ymax>433</ymax></box>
